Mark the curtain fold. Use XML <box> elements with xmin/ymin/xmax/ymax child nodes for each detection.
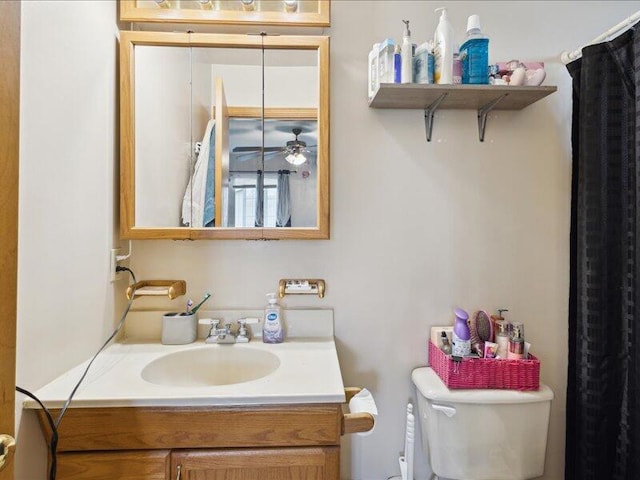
<box><xmin>566</xmin><ymin>25</ymin><xmax>640</xmax><ymax>480</ymax></box>
<box><xmin>254</xmin><ymin>170</ymin><xmax>264</xmax><ymax>227</ymax></box>
<box><xmin>276</xmin><ymin>170</ymin><xmax>291</xmax><ymax>227</ymax></box>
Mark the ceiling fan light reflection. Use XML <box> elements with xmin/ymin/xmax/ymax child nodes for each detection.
<box><xmin>284</xmin><ymin>0</ymin><xmax>298</xmax><ymax>13</ymax></box>
<box><xmin>286</xmin><ymin>152</ymin><xmax>307</xmax><ymax>166</ymax></box>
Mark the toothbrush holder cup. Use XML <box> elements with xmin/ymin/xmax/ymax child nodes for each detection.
<box><xmin>162</xmin><ymin>312</ymin><xmax>197</xmax><ymax>345</ymax></box>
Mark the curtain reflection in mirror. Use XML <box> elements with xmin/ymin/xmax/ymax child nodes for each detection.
<box><xmin>181</xmin><ymin>119</ymin><xmax>216</xmax><ymax>227</ymax></box>
<box><xmin>276</xmin><ymin>170</ymin><xmax>291</xmax><ymax>227</ymax></box>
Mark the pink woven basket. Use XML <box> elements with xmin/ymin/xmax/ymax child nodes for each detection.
<box><xmin>428</xmin><ymin>341</ymin><xmax>540</xmax><ymax>391</ymax></box>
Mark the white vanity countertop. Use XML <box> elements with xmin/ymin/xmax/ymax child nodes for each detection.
<box><xmin>24</xmin><ymin>338</ymin><xmax>346</xmax><ymax>409</ymax></box>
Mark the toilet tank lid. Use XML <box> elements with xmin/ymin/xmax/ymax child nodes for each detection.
<box><xmin>412</xmin><ymin>367</ymin><xmax>554</xmax><ymax>404</ymax></box>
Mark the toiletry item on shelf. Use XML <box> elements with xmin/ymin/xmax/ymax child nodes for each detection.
<box><xmin>494</xmin><ymin>319</ymin><xmax>510</xmax><ymax>359</ymax></box>
<box><xmin>459</xmin><ymin>14</ymin><xmax>489</xmax><ymax>84</ymax></box>
<box><xmin>433</xmin><ymin>7</ymin><xmax>454</xmax><ymax>84</ymax></box>
<box><xmin>451</xmin><ymin>308</ymin><xmax>471</xmax><ymax>357</ymax></box>
<box><xmin>484</xmin><ymin>341</ymin><xmax>498</xmax><ymax>359</ymax></box>
<box><xmin>509</xmin><ymin>66</ymin><xmax>526</xmax><ymax>86</ymax></box>
<box><xmin>263</xmin><ymin>293</ymin><xmax>285</xmax><ymax>343</ymax></box>
<box><xmin>460</xmin><ymin>15</ymin><xmax>489</xmax><ymax>85</ymax></box>
<box><xmin>440</xmin><ymin>331</ymin><xmax>452</xmax><ymax>354</ymax></box>
<box><xmin>452</xmin><ymin>51</ymin><xmax>463</xmax><ymax>84</ymax></box>
<box><xmin>378</xmin><ymin>38</ymin><xmax>396</xmax><ymax>84</ymax></box>
<box><xmin>413</xmin><ymin>42</ymin><xmax>434</xmax><ymax>84</ymax></box>
<box><xmin>401</xmin><ymin>20</ymin><xmax>413</xmax><ymax>84</ymax></box>
<box><xmin>393</xmin><ymin>45</ymin><xmax>402</xmax><ymax>83</ymax></box>
<box><xmin>507</xmin><ymin>322</ymin><xmax>525</xmax><ymax>359</ymax></box>
<box><xmin>524</xmin><ymin>341</ymin><xmax>531</xmax><ymax>359</ymax></box>
<box><xmin>368</xmin><ymin>43</ymin><xmax>380</xmax><ymax>99</ymax></box>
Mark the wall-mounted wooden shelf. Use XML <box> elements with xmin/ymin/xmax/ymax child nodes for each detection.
<box><xmin>368</xmin><ymin>83</ymin><xmax>557</xmax><ymax>142</ymax></box>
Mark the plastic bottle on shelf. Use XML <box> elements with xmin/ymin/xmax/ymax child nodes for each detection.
<box><xmin>401</xmin><ymin>20</ymin><xmax>413</xmax><ymax>83</ymax></box>
<box><xmin>451</xmin><ymin>308</ymin><xmax>471</xmax><ymax>357</ymax></box>
<box><xmin>459</xmin><ymin>14</ymin><xmax>489</xmax><ymax>84</ymax></box>
<box><xmin>433</xmin><ymin>7</ymin><xmax>454</xmax><ymax>84</ymax></box>
<box><xmin>378</xmin><ymin>38</ymin><xmax>396</xmax><ymax>84</ymax></box>
<box><xmin>368</xmin><ymin>43</ymin><xmax>381</xmax><ymax>99</ymax></box>
<box><xmin>393</xmin><ymin>44</ymin><xmax>402</xmax><ymax>83</ymax></box>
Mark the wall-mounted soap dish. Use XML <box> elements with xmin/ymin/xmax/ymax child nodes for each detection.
<box><xmin>126</xmin><ymin>280</ymin><xmax>187</xmax><ymax>300</ymax></box>
<box><xmin>278</xmin><ymin>279</ymin><xmax>326</xmax><ymax>298</ymax></box>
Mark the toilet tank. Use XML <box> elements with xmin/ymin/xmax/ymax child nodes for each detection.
<box><xmin>412</xmin><ymin>367</ymin><xmax>553</xmax><ymax>480</ymax></box>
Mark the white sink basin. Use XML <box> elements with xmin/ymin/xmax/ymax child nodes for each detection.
<box><xmin>141</xmin><ymin>346</ymin><xmax>280</xmax><ymax>387</ymax></box>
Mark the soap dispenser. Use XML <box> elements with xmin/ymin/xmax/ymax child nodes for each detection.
<box><xmin>401</xmin><ymin>19</ymin><xmax>413</xmax><ymax>83</ymax></box>
<box><xmin>263</xmin><ymin>293</ymin><xmax>285</xmax><ymax>343</ymax></box>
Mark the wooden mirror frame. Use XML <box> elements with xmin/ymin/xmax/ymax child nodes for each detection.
<box><xmin>119</xmin><ymin>31</ymin><xmax>329</xmax><ymax>240</ymax></box>
<box><xmin>119</xmin><ymin>0</ymin><xmax>330</xmax><ymax>27</ymax></box>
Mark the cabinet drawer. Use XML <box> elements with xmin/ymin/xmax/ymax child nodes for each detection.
<box><xmin>57</xmin><ymin>450</ymin><xmax>170</xmax><ymax>480</ymax></box>
<box><xmin>42</xmin><ymin>405</ymin><xmax>342</xmax><ymax>451</ymax></box>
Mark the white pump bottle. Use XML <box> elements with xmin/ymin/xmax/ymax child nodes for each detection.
<box><xmin>400</xmin><ymin>19</ymin><xmax>413</xmax><ymax>84</ymax></box>
<box><xmin>433</xmin><ymin>7</ymin><xmax>454</xmax><ymax>84</ymax></box>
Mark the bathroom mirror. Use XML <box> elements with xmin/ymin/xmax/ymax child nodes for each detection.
<box><xmin>120</xmin><ymin>32</ymin><xmax>329</xmax><ymax>239</ymax></box>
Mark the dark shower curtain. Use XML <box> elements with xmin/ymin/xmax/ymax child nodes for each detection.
<box><xmin>566</xmin><ymin>25</ymin><xmax>640</xmax><ymax>479</ymax></box>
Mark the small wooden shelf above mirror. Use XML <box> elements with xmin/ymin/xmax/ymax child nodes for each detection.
<box><xmin>119</xmin><ymin>0</ymin><xmax>330</xmax><ymax>27</ymax></box>
<box><xmin>369</xmin><ymin>83</ymin><xmax>557</xmax><ymax>141</ymax></box>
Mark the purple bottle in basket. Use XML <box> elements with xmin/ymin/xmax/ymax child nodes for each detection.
<box><xmin>452</xmin><ymin>308</ymin><xmax>471</xmax><ymax>357</ymax></box>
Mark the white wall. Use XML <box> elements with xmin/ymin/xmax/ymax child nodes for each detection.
<box><xmin>15</xmin><ymin>1</ymin><xmax>120</xmax><ymax>479</ymax></box>
<box><xmin>15</xmin><ymin>2</ymin><xmax>640</xmax><ymax>480</ymax></box>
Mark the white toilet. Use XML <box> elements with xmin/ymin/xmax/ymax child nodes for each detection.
<box><xmin>412</xmin><ymin>367</ymin><xmax>553</xmax><ymax>480</ymax></box>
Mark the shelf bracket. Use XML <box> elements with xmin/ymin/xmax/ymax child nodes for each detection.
<box><xmin>477</xmin><ymin>93</ymin><xmax>508</xmax><ymax>142</ymax></box>
<box><xmin>423</xmin><ymin>93</ymin><xmax>448</xmax><ymax>142</ymax></box>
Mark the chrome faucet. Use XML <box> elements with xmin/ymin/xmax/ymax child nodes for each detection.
<box><xmin>199</xmin><ymin>317</ymin><xmax>259</xmax><ymax>344</ymax></box>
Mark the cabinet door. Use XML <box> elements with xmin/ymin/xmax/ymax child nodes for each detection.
<box><xmin>172</xmin><ymin>447</ymin><xmax>339</xmax><ymax>480</ymax></box>
<box><xmin>57</xmin><ymin>450</ymin><xmax>170</xmax><ymax>480</ymax></box>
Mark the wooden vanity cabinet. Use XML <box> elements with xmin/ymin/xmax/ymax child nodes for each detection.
<box><xmin>38</xmin><ymin>404</ymin><xmax>345</xmax><ymax>480</ymax></box>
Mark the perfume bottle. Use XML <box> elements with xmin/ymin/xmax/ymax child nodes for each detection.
<box><xmin>507</xmin><ymin>322</ymin><xmax>525</xmax><ymax>360</ymax></box>
<box><xmin>440</xmin><ymin>331</ymin><xmax>452</xmax><ymax>355</ymax></box>
<box><xmin>494</xmin><ymin>319</ymin><xmax>510</xmax><ymax>359</ymax></box>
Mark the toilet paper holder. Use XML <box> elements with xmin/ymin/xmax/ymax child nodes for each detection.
<box><xmin>341</xmin><ymin>387</ymin><xmax>376</xmax><ymax>435</ymax></box>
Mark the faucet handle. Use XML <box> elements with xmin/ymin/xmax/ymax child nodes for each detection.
<box><xmin>199</xmin><ymin>318</ymin><xmax>220</xmax><ymax>328</ymax></box>
<box><xmin>236</xmin><ymin>317</ymin><xmax>259</xmax><ymax>343</ymax></box>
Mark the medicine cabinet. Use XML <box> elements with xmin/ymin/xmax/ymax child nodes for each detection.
<box><xmin>119</xmin><ymin>0</ymin><xmax>330</xmax><ymax>27</ymax></box>
<box><xmin>119</xmin><ymin>31</ymin><xmax>329</xmax><ymax>240</ymax></box>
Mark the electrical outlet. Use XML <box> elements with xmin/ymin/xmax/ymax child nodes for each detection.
<box><xmin>110</xmin><ymin>248</ymin><xmax>122</xmax><ymax>283</ymax></box>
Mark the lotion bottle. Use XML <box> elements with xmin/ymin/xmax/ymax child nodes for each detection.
<box><xmin>401</xmin><ymin>20</ymin><xmax>413</xmax><ymax>83</ymax></box>
<box><xmin>262</xmin><ymin>293</ymin><xmax>284</xmax><ymax>343</ymax></box>
<box><xmin>495</xmin><ymin>320</ymin><xmax>510</xmax><ymax>359</ymax></box>
<box><xmin>433</xmin><ymin>7</ymin><xmax>454</xmax><ymax>84</ymax></box>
